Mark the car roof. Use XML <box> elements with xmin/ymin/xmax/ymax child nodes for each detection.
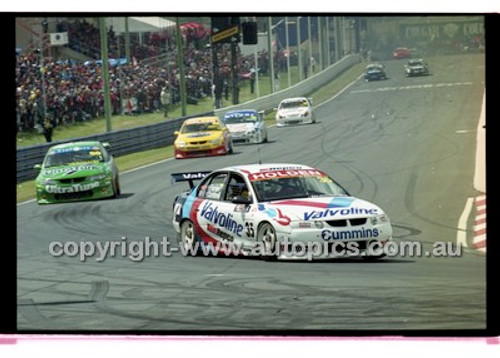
<box><xmin>224</xmin><ymin>109</ymin><xmax>257</xmax><ymax>115</ymax></box>
<box><xmin>218</xmin><ymin>163</ymin><xmax>316</xmax><ymax>175</ymax></box>
<box><xmin>182</xmin><ymin>116</ymin><xmax>220</xmax><ymax>125</ymax></box>
<box><xmin>48</xmin><ymin>141</ymin><xmax>103</xmax><ymax>151</ymax></box>
<box><xmin>280</xmin><ymin>97</ymin><xmax>308</xmax><ymax>102</ymax></box>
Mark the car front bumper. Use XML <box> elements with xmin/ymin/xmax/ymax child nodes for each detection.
<box><xmin>36</xmin><ymin>179</ymin><xmax>114</xmax><ymax>204</ymax></box>
<box><xmin>230</xmin><ymin>131</ymin><xmax>263</xmax><ymax>144</ymax></box>
<box><xmin>273</xmin><ymin>221</ymin><xmax>393</xmax><ymax>259</ymax></box>
<box><xmin>174</xmin><ymin>144</ymin><xmax>227</xmax><ymax>159</ymax></box>
<box><xmin>276</xmin><ymin>115</ymin><xmax>314</xmax><ymax>127</ymax></box>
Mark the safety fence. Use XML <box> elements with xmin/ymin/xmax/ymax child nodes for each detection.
<box><xmin>17</xmin><ymin>54</ymin><xmax>361</xmax><ymax>183</ymax></box>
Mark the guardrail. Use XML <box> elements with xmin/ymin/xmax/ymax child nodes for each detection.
<box><xmin>215</xmin><ymin>54</ymin><xmax>362</xmax><ymax>117</ymax></box>
<box><xmin>16</xmin><ymin>112</ymin><xmax>213</xmax><ymax>183</ymax></box>
<box><xmin>16</xmin><ymin>54</ymin><xmax>362</xmax><ymax>183</ymax></box>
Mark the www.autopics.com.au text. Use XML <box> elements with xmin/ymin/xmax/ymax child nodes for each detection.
<box><xmin>47</xmin><ymin>236</ymin><xmax>463</xmax><ymax>262</ymax></box>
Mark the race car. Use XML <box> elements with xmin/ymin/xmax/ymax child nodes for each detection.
<box><xmin>275</xmin><ymin>97</ymin><xmax>316</xmax><ymax>127</ymax></box>
<box><xmin>221</xmin><ymin>109</ymin><xmax>268</xmax><ymax>144</ymax></box>
<box><xmin>34</xmin><ymin>140</ymin><xmax>120</xmax><ymax>204</ymax></box>
<box><xmin>404</xmin><ymin>58</ymin><xmax>429</xmax><ymax>77</ymax></box>
<box><xmin>171</xmin><ymin>163</ymin><xmax>393</xmax><ymax>260</ymax></box>
<box><xmin>173</xmin><ymin>116</ymin><xmax>233</xmax><ymax>159</ymax></box>
<box><xmin>364</xmin><ymin>63</ymin><xmax>387</xmax><ymax>82</ymax></box>
<box><xmin>393</xmin><ymin>47</ymin><xmax>411</xmax><ymax>59</ymax></box>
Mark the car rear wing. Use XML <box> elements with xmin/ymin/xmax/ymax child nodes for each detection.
<box><xmin>170</xmin><ymin>171</ymin><xmax>212</xmax><ymax>189</ymax></box>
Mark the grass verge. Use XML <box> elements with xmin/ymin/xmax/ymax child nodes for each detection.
<box><xmin>17</xmin><ymin>62</ymin><xmax>364</xmax><ymax>203</ymax></box>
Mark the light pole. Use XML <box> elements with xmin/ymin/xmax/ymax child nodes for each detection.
<box><xmin>326</xmin><ymin>16</ymin><xmax>331</xmax><ymax>66</ymax></box>
<box><xmin>285</xmin><ymin>16</ymin><xmax>291</xmax><ymax>87</ymax></box>
<box><xmin>267</xmin><ymin>17</ymin><xmax>275</xmax><ymax>93</ymax></box>
<box><xmin>308</xmin><ymin>17</ymin><xmax>313</xmax><ymax>76</ymax></box>
<box><xmin>334</xmin><ymin>17</ymin><xmax>341</xmax><ymax>62</ymax></box>
<box><xmin>38</xmin><ymin>34</ymin><xmax>48</xmax><ymax>124</ymax></box>
<box><xmin>175</xmin><ymin>17</ymin><xmax>187</xmax><ymax>116</ymax></box>
<box><xmin>99</xmin><ymin>17</ymin><xmax>112</xmax><ymax>132</ymax></box>
<box><xmin>124</xmin><ymin>17</ymin><xmax>131</xmax><ymax>64</ymax></box>
<box><xmin>296</xmin><ymin>16</ymin><xmax>302</xmax><ymax>82</ymax></box>
<box><xmin>318</xmin><ymin>17</ymin><xmax>323</xmax><ymax>71</ymax></box>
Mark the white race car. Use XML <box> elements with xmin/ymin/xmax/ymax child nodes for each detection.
<box><xmin>221</xmin><ymin>109</ymin><xmax>268</xmax><ymax>144</ymax></box>
<box><xmin>171</xmin><ymin>163</ymin><xmax>393</xmax><ymax>260</ymax></box>
<box><xmin>275</xmin><ymin>97</ymin><xmax>316</xmax><ymax>127</ymax></box>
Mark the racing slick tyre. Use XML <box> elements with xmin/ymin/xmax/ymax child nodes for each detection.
<box><xmin>257</xmin><ymin>222</ymin><xmax>278</xmax><ymax>261</ymax></box>
<box><xmin>361</xmin><ymin>240</ymin><xmax>386</xmax><ymax>261</ymax></box>
<box><xmin>112</xmin><ymin>175</ymin><xmax>121</xmax><ymax>198</ymax></box>
<box><xmin>179</xmin><ymin>220</ymin><xmax>199</xmax><ymax>256</ymax></box>
<box><xmin>227</xmin><ymin>140</ymin><xmax>234</xmax><ymax>155</ymax></box>
<box><xmin>256</xmin><ymin>130</ymin><xmax>264</xmax><ymax>144</ymax></box>
<box><xmin>362</xmin><ymin>253</ymin><xmax>386</xmax><ymax>261</ymax></box>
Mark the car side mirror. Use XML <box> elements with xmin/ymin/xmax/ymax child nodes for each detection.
<box><xmin>174</xmin><ymin>131</ymin><xmax>180</xmax><ymax>136</ymax></box>
<box><xmin>34</xmin><ymin>164</ymin><xmax>42</xmax><ymax>170</ymax></box>
<box><xmin>102</xmin><ymin>142</ymin><xmax>111</xmax><ymax>149</ymax></box>
<box><xmin>231</xmin><ymin>195</ymin><xmax>252</xmax><ymax>205</ymax></box>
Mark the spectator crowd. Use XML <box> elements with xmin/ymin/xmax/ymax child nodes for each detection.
<box><xmin>16</xmin><ymin>19</ymin><xmax>280</xmax><ymax>133</ymax></box>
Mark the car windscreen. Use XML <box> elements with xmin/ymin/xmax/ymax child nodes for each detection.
<box><xmin>44</xmin><ymin>147</ymin><xmax>105</xmax><ymax>167</ymax></box>
<box><xmin>279</xmin><ymin>100</ymin><xmax>308</xmax><ymax>109</ymax></box>
<box><xmin>181</xmin><ymin>122</ymin><xmax>221</xmax><ymax>133</ymax></box>
<box><xmin>250</xmin><ymin>173</ymin><xmax>349</xmax><ymax>202</ymax></box>
<box><xmin>224</xmin><ymin>114</ymin><xmax>258</xmax><ymax>124</ymax></box>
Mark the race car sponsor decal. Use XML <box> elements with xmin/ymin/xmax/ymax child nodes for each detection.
<box><xmin>321</xmin><ymin>228</ymin><xmax>379</xmax><ymax>241</ymax></box>
<box><xmin>186</xmin><ymin>132</ymin><xmax>210</xmax><ymax>138</ymax></box>
<box><xmin>43</xmin><ymin>165</ymin><xmax>102</xmax><ymax>175</ymax></box>
<box><xmin>276</xmin><ymin>197</ymin><xmax>355</xmax><ymax>209</ymax></box>
<box><xmin>224</xmin><ymin>111</ymin><xmax>256</xmax><ymax>119</ymax></box>
<box><xmin>258</xmin><ymin>204</ymin><xmax>291</xmax><ymax>226</ymax></box>
<box><xmin>207</xmin><ymin>223</ymin><xmax>234</xmax><ymax>242</ymax></box>
<box><xmin>249</xmin><ymin>169</ymin><xmax>325</xmax><ymax>181</ymax></box>
<box><xmin>200</xmin><ymin>201</ymin><xmax>244</xmax><ymax>237</ymax></box>
<box><xmin>304</xmin><ymin>207</ymin><xmax>378</xmax><ymax>221</ymax></box>
<box><xmin>45</xmin><ymin>182</ymin><xmax>100</xmax><ymax>193</ymax></box>
<box><xmin>189</xmin><ymin>198</ymin><xmax>218</xmax><ymax>245</ymax></box>
<box><xmin>52</xmin><ymin>146</ymin><xmax>98</xmax><ymax>153</ymax></box>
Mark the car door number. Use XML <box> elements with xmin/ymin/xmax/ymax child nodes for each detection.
<box><xmin>245</xmin><ymin>222</ymin><xmax>255</xmax><ymax>238</ymax></box>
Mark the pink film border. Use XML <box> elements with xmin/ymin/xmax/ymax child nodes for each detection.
<box><xmin>1</xmin><ymin>335</ymin><xmax>499</xmax><ymax>345</ymax></box>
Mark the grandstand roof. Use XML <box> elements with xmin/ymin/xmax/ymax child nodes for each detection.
<box><xmin>106</xmin><ymin>17</ymin><xmax>175</xmax><ymax>34</ymax></box>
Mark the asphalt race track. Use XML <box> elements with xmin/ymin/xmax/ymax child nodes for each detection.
<box><xmin>17</xmin><ymin>54</ymin><xmax>486</xmax><ymax>332</ymax></box>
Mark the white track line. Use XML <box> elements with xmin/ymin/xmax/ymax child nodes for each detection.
<box><xmin>457</xmin><ymin>197</ymin><xmax>474</xmax><ymax>248</ymax></box>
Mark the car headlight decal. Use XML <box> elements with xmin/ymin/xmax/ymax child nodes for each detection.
<box><xmin>88</xmin><ymin>173</ymin><xmax>107</xmax><ymax>181</ymax></box>
<box><xmin>41</xmin><ymin>179</ymin><xmax>57</xmax><ymax>185</ymax></box>
<box><xmin>370</xmin><ymin>214</ymin><xmax>389</xmax><ymax>225</ymax></box>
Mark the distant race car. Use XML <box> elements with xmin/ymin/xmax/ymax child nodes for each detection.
<box><xmin>404</xmin><ymin>58</ymin><xmax>429</xmax><ymax>77</ymax></box>
<box><xmin>221</xmin><ymin>109</ymin><xmax>268</xmax><ymax>144</ymax></box>
<box><xmin>34</xmin><ymin>140</ymin><xmax>120</xmax><ymax>204</ymax></box>
<box><xmin>174</xmin><ymin>116</ymin><xmax>233</xmax><ymax>159</ymax></box>
<box><xmin>275</xmin><ymin>97</ymin><xmax>316</xmax><ymax>127</ymax></box>
<box><xmin>393</xmin><ymin>47</ymin><xmax>411</xmax><ymax>59</ymax></box>
<box><xmin>171</xmin><ymin>163</ymin><xmax>393</xmax><ymax>260</ymax></box>
<box><xmin>364</xmin><ymin>63</ymin><xmax>387</xmax><ymax>81</ymax></box>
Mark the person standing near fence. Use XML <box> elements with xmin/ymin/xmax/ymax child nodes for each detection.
<box><xmin>160</xmin><ymin>86</ymin><xmax>170</xmax><ymax>118</ymax></box>
<box><xmin>42</xmin><ymin>115</ymin><xmax>54</xmax><ymax>142</ymax></box>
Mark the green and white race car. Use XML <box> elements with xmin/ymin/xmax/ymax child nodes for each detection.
<box><xmin>34</xmin><ymin>141</ymin><xmax>121</xmax><ymax>204</ymax></box>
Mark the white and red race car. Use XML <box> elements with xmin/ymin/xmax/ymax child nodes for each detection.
<box><xmin>171</xmin><ymin>163</ymin><xmax>392</xmax><ymax>260</ymax></box>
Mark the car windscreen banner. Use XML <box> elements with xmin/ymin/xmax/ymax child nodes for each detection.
<box><xmin>170</xmin><ymin>171</ymin><xmax>212</xmax><ymax>188</ymax></box>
